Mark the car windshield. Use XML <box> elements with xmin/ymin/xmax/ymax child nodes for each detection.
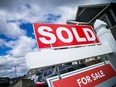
<box><xmin>44</xmin><ymin>69</ymin><xmax>53</xmax><ymax>77</ymax></box>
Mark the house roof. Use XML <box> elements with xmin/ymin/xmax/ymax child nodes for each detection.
<box><xmin>75</xmin><ymin>3</ymin><xmax>116</xmax><ymax>23</ymax></box>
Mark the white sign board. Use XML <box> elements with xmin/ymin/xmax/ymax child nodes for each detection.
<box><xmin>26</xmin><ymin>44</ymin><xmax>112</xmax><ymax>69</ymax></box>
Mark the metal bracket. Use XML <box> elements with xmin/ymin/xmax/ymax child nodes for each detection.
<box><xmin>55</xmin><ymin>66</ymin><xmax>61</xmax><ymax>79</ymax></box>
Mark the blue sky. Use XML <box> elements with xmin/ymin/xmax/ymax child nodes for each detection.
<box><xmin>0</xmin><ymin>0</ymin><xmax>115</xmax><ymax>78</ymax></box>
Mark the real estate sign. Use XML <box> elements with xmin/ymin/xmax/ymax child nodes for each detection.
<box><xmin>47</xmin><ymin>62</ymin><xmax>116</xmax><ymax>87</ymax></box>
<box><xmin>33</xmin><ymin>23</ymin><xmax>100</xmax><ymax>48</ymax></box>
<box><xmin>26</xmin><ymin>23</ymin><xmax>112</xmax><ymax>69</ymax></box>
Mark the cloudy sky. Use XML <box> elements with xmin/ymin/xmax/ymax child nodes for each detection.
<box><xmin>0</xmin><ymin>0</ymin><xmax>115</xmax><ymax>78</ymax></box>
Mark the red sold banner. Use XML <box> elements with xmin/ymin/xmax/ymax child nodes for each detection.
<box><xmin>47</xmin><ymin>63</ymin><xmax>116</xmax><ymax>87</ymax></box>
<box><xmin>33</xmin><ymin>23</ymin><xmax>100</xmax><ymax>48</ymax></box>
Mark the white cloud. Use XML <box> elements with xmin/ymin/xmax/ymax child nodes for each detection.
<box><xmin>5</xmin><ymin>36</ymin><xmax>36</xmax><ymax>57</ymax></box>
<box><xmin>54</xmin><ymin>6</ymin><xmax>77</xmax><ymax>24</ymax></box>
<box><xmin>0</xmin><ymin>55</ymin><xmax>28</xmax><ymax>77</ymax></box>
<box><xmin>0</xmin><ymin>7</ymin><xmax>37</xmax><ymax>77</ymax></box>
<box><xmin>0</xmin><ymin>1</ymin><xmax>77</xmax><ymax>24</ymax></box>
<box><xmin>0</xmin><ymin>9</ymin><xmax>25</xmax><ymax>38</ymax></box>
<box><xmin>0</xmin><ymin>0</ymin><xmax>78</xmax><ymax>10</ymax></box>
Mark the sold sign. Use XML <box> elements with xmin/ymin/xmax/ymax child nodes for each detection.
<box><xmin>33</xmin><ymin>23</ymin><xmax>100</xmax><ymax>48</ymax></box>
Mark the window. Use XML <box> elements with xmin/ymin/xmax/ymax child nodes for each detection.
<box><xmin>99</xmin><ymin>9</ymin><xmax>116</xmax><ymax>29</ymax></box>
<box><xmin>99</xmin><ymin>14</ymin><xmax>111</xmax><ymax>28</ymax></box>
<box><xmin>107</xmin><ymin>10</ymin><xmax>116</xmax><ymax>26</ymax></box>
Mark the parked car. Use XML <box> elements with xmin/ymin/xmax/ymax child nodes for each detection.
<box><xmin>34</xmin><ymin>64</ymin><xmax>86</xmax><ymax>87</ymax></box>
<box><xmin>0</xmin><ymin>77</ymin><xmax>10</xmax><ymax>87</ymax></box>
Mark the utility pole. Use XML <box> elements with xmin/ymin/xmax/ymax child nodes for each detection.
<box><xmin>14</xmin><ymin>66</ymin><xmax>17</xmax><ymax>78</ymax></box>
